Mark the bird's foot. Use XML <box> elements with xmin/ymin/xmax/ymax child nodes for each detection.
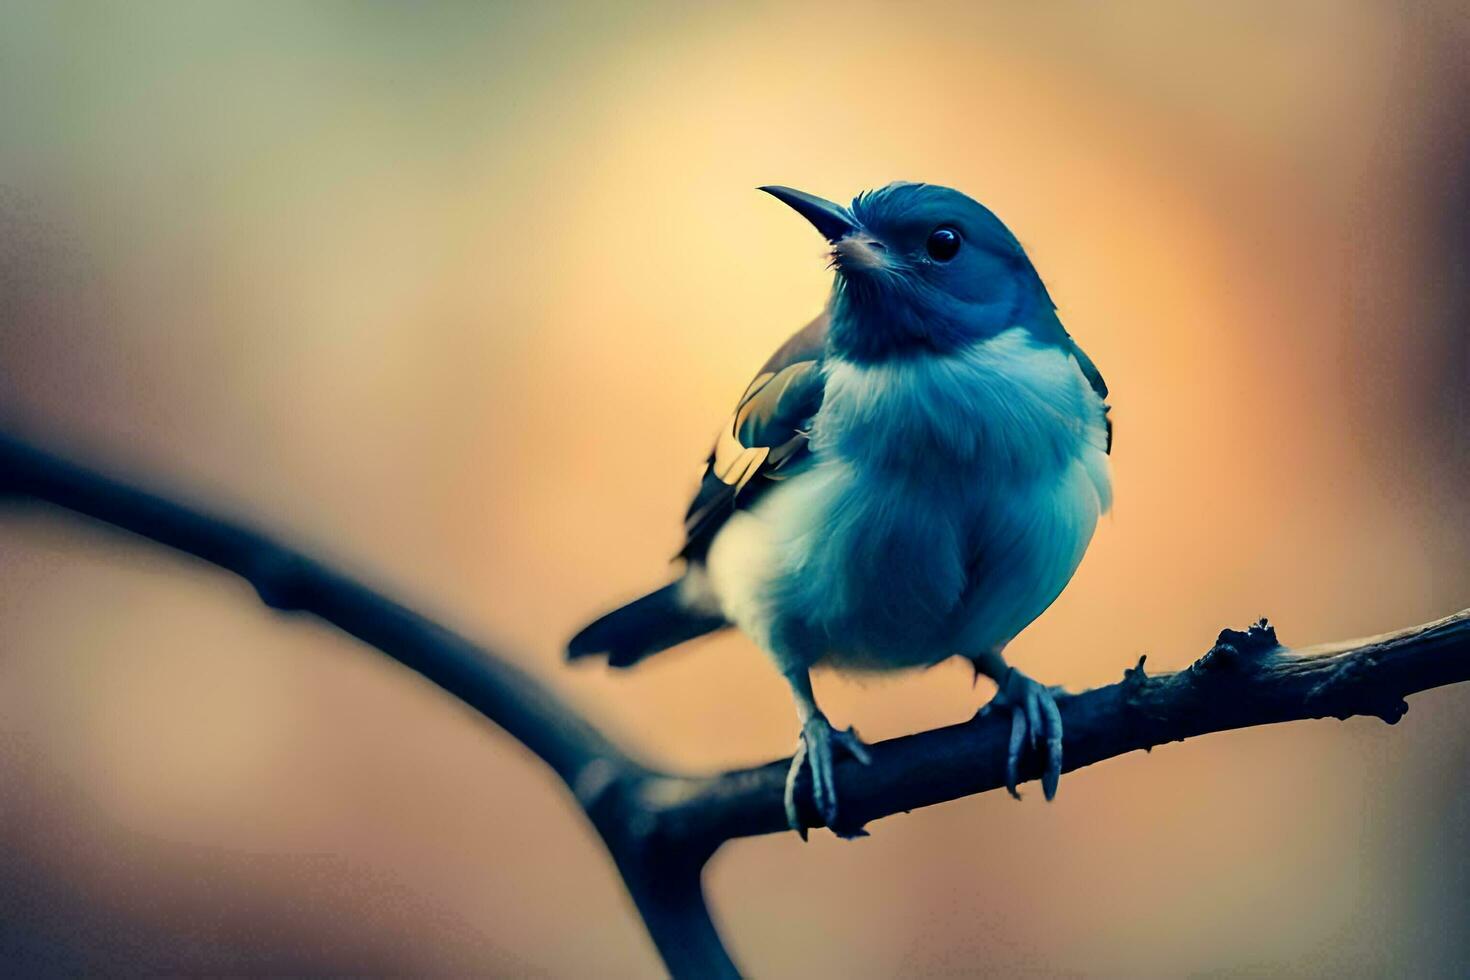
<box><xmin>976</xmin><ymin>668</ymin><xmax>1065</xmax><ymax>801</ymax></box>
<box><xmin>783</xmin><ymin>715</ymin><xmax>872</xmax><ymax>840</ymax></box>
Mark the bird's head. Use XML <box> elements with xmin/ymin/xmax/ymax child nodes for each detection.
<box><xmin>760</xmin><ymin>182</ymin><xmax>1054</xmax><ymax>363</ymax></box>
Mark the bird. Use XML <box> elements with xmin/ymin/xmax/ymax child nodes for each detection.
<box><xmin>568</xmin><ymin>182</ymin><xmax>1112</xmax><ymax>838</ymax></box>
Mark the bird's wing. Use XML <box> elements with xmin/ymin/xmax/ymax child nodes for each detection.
<box><xmin>1067</xmin><ymin>337</ymin><xmax>1113</xmax><ymax>454</ymax></box>
<box><xmin>1028</xmin><ymin>304</ymin><xmax>1113</xmax><ymax>454</ymax></box>
<box><xmin>679</xmin><ymin>313</ymin><xmax>829</xmax><ymax>561</ymax></box>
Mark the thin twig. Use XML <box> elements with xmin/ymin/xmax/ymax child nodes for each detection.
<box><xmin>2</xmin><ymin>429</ymin><xmax>1467</xmax><ymax>977</ymax></box>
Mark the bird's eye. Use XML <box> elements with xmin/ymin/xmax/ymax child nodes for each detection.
<box><xmin>926</xmin><ymin>226</ymin><xmax>961</xmax><ymax>262</ymax></box>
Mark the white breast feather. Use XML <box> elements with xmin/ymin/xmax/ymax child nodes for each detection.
<box><xmin>703</xmin><ymin>326</ymin><xmax>1111</xmax><ymax>665</ymax></box>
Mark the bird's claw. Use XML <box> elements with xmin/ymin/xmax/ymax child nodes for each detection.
<box><xmin>783</xmin><ymin>716</ymin><xmax>872</xmax><ymax>840</ymax></box>
<box><xmin>977</xmin><ymin>669</ymin><xmax>1064</xmax><ymax>801</ymax></box>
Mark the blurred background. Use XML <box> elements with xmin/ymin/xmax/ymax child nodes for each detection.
<box><xmin>1</xmin><ymin>2</ymin><xmax>1467</xmax><ymax>975</ymax></box>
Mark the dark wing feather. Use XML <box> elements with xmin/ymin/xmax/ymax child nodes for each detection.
<box><xmin>1029</xmin><ymin>304</ymin><xmax>1113</xmax><ymax>455</ymax></box>
<box><xmin>679</xmin><ymin>314</ymin><xmax>828</xmax><ymax>561</ymax></box>
<box><xmin>1067</xmin><ymin>338</ymin><xmax>1113</xmax><ymax>454</ymax></box>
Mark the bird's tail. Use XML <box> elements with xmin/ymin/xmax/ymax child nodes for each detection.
<box><xmin>567</xmin><ymin>581</ymin><xmax>727</xmax><ymax>668</ymax></box>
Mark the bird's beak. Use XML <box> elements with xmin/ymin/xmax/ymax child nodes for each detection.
<box><xmin>758</xmin><ymin>185</ymin><xmax>858</xmax><ymax>243</ymax></box>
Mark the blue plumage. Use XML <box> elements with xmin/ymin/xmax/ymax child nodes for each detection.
<box><xmin>570</xmin><ymin>182</ymin><xmax>1112</xmax><ymax>836</ymax></box>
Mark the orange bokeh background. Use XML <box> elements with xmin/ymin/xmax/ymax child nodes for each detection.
<box><xmin>2</xmin><ymin>3</ymin><xmax>1467</xmax><ymax>975</ymax></box>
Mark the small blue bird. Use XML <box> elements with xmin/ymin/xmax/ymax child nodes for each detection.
<box><xmin>570</xmin><ymin>182</ymin><xmax>1112</xmax><ymax>836</ymax></box>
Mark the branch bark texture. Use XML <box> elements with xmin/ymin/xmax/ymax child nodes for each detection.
<box><xmin>2</xmin><ymin>430</ymin><xmax>1467</xmax><ymax>976</ymax></box>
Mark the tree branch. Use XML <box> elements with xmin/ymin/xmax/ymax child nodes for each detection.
<box><xmin>664</xmin><ymin>611</ymin><xmax>1470</xmax><ymax>842</ymax></box>
<box><xmin>0</xmin><ymin>431</ymin><xmax>735</xmax><ymax>978</ymax></box>
<box><xmin>2</xmin><ymin>429</ymin><xmax>1467</xmax><ymax>976</ymax></box>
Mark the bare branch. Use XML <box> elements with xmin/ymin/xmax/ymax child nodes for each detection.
<box><xmin>666</xmin><ymin>612</ymin><xmax>1470</xmax><ymax>842</ymax></box>
<box><xmin>3</xmin><ymin>429</ymin><xmax>1467</xmax><ymax>976</ymax></box>
<box><xmin>0</xmin><ymin>431</ymin><xmax>736</xmax><ymax>978</ymax></box>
